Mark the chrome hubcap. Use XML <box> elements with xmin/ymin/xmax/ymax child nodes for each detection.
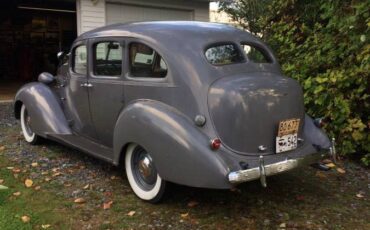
<box><xmin>131</xmin><ymin>146</ymin><xmax>157</xmax><ymax>191</ymax></box>
<box><xmin>138</xmin><ymin>155</ymin><xmax>153</xmax><ymax>179</ymax></box>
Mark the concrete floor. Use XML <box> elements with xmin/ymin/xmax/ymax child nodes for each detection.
<box><xmin>0</xmin><ymin>81</ymin><xmax>24</xmax><ymax>102</ymax></box>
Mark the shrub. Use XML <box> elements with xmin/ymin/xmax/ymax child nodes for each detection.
<box><xmin>220</xmin><ymin>0</ymin><xmax>370</xmax><ymax>164</ymax></box>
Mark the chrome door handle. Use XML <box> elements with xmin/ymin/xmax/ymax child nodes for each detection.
<box><xmin>80</xmin><ymin>83</ymin><xmax>93</xmax><ymax>88</ymax></box>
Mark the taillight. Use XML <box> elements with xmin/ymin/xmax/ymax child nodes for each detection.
<box><xmin>314</xmin><ymin>118</ymin><xmax>326</xmax><ymax>128</ymax></box>
<box><xmin>210</xmin><ymin>138</ymin><xmax>221</xmax><ymax>150</ymax></box>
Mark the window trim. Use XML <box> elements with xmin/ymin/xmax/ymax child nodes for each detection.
<box><xmin>203</xmin><ymin>42</ymin><xmax>246</xmax><ymax>66</ymax></box>
<box><xmin>126</xmin><ymin>41</ymin><xmax>169</xmax><ymax>81</ymax></box>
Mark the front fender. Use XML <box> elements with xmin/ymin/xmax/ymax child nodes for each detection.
<box><xmin>303</xmin><ymin>114</ymin><xmax>331</xmax><ymax>150</ymax></box>
<box><xmin>14</xmin><ymin>82</ymin><xmax>71</xmax><ymax>137</ymax></box>
<box><xmin>113</xmin><ymin>100</ymin><xmax>231</xmax><ymax>189</ymax></box>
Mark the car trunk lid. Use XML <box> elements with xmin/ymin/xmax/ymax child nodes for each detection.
<box><xmin>208</xmin><ymin>73</ymin><xmax>305</xmax><ymax>155</ymax></box>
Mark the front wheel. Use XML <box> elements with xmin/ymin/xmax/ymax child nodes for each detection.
<box><xmin>125</xmin><ymin>143</ymin><xmax>166</xmax><ymax>203</ymax></box>
<box><xmin>20</xmin><ymin>104</ymin><xmax>41</xmax><ymax>145</ymax></box>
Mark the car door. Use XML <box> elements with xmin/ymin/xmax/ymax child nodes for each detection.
<box><xmin>64</xmin><ymin>40</ymin><xmax>97</xmax><ymax>139</ymax></box>
<box><xmin>87</xmin><ymin>37</ymin><xmax>125</xmax><ymax>147</ymax></box>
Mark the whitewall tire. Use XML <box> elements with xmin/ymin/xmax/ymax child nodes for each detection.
<box><xmin>20</xmin><ymin>104</ymin><xmax>40</xmax><ymax>144</ymax></box>
<box><xmin>125</xmin><ymin>143</ymin><xmax>166</xmax><ymax>203</ymax></box>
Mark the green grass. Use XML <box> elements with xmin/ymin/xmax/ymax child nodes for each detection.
<box><xmin>0</xmin><ymin>157</ymin><xmax>73</xmax><ymax>230</ymax></box>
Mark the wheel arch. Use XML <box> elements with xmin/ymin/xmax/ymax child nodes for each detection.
<box><xmin>112</xmin><ymin>100</ymin><xmax>231</xmax><ymax>189</ymax></box>
<box><xmin>14</xmin><ymin>82</ymin><xmax>72</xmax><ymax>137</ymax></box>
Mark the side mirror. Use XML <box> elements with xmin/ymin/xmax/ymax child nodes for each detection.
<box><xmin>38</xmin><ymin>72</ymin><xmax>55</xmax><ymax>85</ymax></box>
<box><xmin>57</xmin><ymin>51</ymin><xmax>64</xmax><ymax>60</ymax></box>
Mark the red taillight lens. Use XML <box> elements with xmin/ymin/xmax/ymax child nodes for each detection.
<box><xmin>210</xmin><ymin>138</ymin><xmax>221</xmax><ymax>150</ymax></box>
<box><xmin>314</xmin><ymin>118</ymin><xmax>326</xmax><ymax>128</ymax></box>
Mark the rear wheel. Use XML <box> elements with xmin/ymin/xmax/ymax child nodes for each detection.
<box><xmin>20</xmin><ymin>104</ymin><xmax>40</xmax><ymax>144</ymax></box>
<box><xmin>125</xmin><ymin>143</ymin><xmax>166</xmax><ymax>203</ymax></box>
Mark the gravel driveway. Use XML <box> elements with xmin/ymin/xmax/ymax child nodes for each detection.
<box><xmin>0</xmin><ymin>103</ymin><xmax>369</xmax><ymax>229</ymax></box>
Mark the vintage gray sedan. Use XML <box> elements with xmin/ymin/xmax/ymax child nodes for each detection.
<box><xmin>14</xmin><ymin>21</ymin><xmax>331</xmax><ymax>202</ymax></box>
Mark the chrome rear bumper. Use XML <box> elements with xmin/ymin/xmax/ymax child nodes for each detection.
<box><xmin>228</xmin><ymin>152</ymin><xmax>326</xmax><ymax>186</ymax></box>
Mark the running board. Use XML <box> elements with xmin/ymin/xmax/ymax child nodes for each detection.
<box><xmin>46</xmin><ymin>134</ymin><xmax>114</xmax><ymax>164</ymax></box>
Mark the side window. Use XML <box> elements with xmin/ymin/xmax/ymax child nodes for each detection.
<box><xmin>94</xmin><ymin>41</ymin><xmax>122</xmax><ymax>76</ymax></box>
<box><xmin>129</xmin><ymin>42</ymin><xmax>167</xmax><ymax>78</ymax></box>
<box><xmin>241</xmin><ymin>43</ymin><xmax>272</xmax><ymax>63</ymax></box>
<box><xmin>73</xmin><ymin>45</ymin><xmax>87</xmax><ymax>74</ymax></box>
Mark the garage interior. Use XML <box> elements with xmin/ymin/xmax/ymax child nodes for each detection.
<box><xmin>0</xmin><ymin>0</ymin><xmax>76</xmax><ymax>100</ymax></box>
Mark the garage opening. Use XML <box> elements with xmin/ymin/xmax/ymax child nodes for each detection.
<box><xmin>0</xmin><ymin>0</ymin><xmax>77</xmax><ymax>101</ymax></box>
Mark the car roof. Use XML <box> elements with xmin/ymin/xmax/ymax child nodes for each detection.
<box><xmin>75</xmin><ymin>21</ymin><xmax>257</xmax><ymax>44</ymax></box>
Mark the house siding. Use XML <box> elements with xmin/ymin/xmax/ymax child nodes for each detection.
<box><xmin>77</xmin><ymin>0</ymin><xmax>106</xmax><ymax>35</ymax></box>
<box><xmin>77</xmin><ymin>0</ymin><xmax>209</xmax><ymax>35</ymax></box>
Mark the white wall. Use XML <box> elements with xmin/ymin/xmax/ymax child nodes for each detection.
<box><xmin>77</xmin><ymin>0</ymin><xmax>209</xmax><ymax>35</ymax></box>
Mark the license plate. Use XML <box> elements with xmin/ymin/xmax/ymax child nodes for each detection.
<box><xmin>276</xmin><ymin>118</ymin><xmax>300</xmax><ymax>153</ymax></box>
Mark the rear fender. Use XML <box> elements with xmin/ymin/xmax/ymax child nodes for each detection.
<box><xmin>113</xmin><ymin>100</ymin><xmax>231</xmax><ymax>189</ymax></box>
<box><xmin>14</xmin><ymin>83</ymin><xmax>71</xmax><ymax>137</ymax></box>
<box><xmin>303</xmin><ymin>114</ymin><xmax>331</xmax><ymax>150</ymax></box>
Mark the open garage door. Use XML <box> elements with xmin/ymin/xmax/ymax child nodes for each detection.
<box><xmin>106</xmin><ymin>3</ymin><xmax>194</xmax><ymax>24</ymax></box>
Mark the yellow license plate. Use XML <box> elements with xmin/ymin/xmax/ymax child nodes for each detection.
<box><xmin>276</xmin><ymin>118</ymin><xmax>300</xmax><ymax>153</ymax></box>
<box><xmin>277</xmin><ymin>118</ymin><xmax>300</xmax><ymax>137</ymax></box>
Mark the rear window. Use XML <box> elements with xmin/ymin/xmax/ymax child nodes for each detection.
<box><xmin>241</xmin><ymin>43</ymin><xmax>272</xmax><ymax>63</ymax></box>
<box><xmin>205</xmin><ymin>43</ymin><xmax>245</xmax><ymax>65</ymax></box>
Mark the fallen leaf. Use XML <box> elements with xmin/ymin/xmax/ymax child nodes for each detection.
<box><xmin>187</xmin><ymin>201</ymin><xmax>199</xmax><ymax>208</ymax></box>
<box><xmin>41</xmin><ymin>224</ymin><xmax>51</xmax><ymax>229</ymax></box>
<box><xmin>83</xmin><ymin>184</ymin><xmax>90</xmax><ymax>190</ymax></box>
<box><xmin>325</xmin><ymin>163</ymin><xmax>336</xmax><ymax>168</ymax></box>
<box><xmin>44</xmin><ymin>177</ymin><xmax>52</xmax><ymax>182</ymax></box>
<box><xmin>0</xmin><ymin>146</ymin><xmax>5</xmax><ymax>151</ymax></box>
<box><xmin>31</xmin><ymin>162</ymin><xmax>38</xmax><ymax>167</ymax></box>
<box><xmin>6</xmin><ymin>166</ymin><xmax>14</xmax><ymax>170</ymax></box>
<box><xmin>12</xmin><ymin>168</ymin><xmax>21</xmax><ymax>173</ymax></box>
<box><xmin>34</xmin><ymin>186</ymin><xmax>41</xmax><ymax>191</ymax></box>
<box><xmin>21</xmin><ymin>215</ymin><xmax>31</xmax><ymax>223</ymax></box>
<box><xmin>356</xmin><ymin>193</ymin><xmax>364</xmax><ymax>198</ymax></box>
<box><xmin>41</xmin><ymin>171</ymin><xmax>49</xmax><ymax>175</ymax></box>
<box><xmin>64</xmin><ymin>183</ymin><xmax>72</xmax><ymax>187</ymax></box>
<box><xmin>25</xmin><ymin>179</ymin><xmax>33</xmax><ymax>188</ymax></box>
<box><xmin>180</xmin><ymin>213</ymin><xmax>189</xmax><ymax>218</ymax></box>
<box><xmin>0</xmin><ymin>179</ymin><xmax>4</xmax><ymax>184</ymax></box>
<box><xmin>74</xmin><ymin>198</ymin><xmax>86</xmax><ymax>204</ymax></box>
<box><xmin>52</xmin><ymin>168</ymin><xmax>59</xmax><ymax>173</ymax></box>
<box><xmin>13</xmin><ymin>174</ymin><xmax>19</xmax><ymax>179</ymax></box>
<box><xmin>13</xmin><ymin>191</ymin><xmax>21</xmax><ymax>196</ymax></box>
<box><xmin>52</xmin><ymin>172</ymin><xmax>61</xmax><ymax>177</ymax></box>
<box><xmin>110</xmin><ymin>176</ymin><xmax>116</xmax><ymax>180</ymax></box>
<box><xmin>336</xmin><ymin>168</ymin><xmax>346</xmax><ymax>174</ymax></box>
<box><xmin>103</xmin><ymin>201</ymin><xmax>113</xmax><ymax>210</ymax></box>
<box><xmin>279</xmin><ymin>222</ymin><xmax>286</xmax><ymax>228</ymax></box>
<box><xmin>127</xmin><ymin>211</ymin><xmax>136</xmax><ymax>216</ymax></box>
<box><xmin>315</xmin><ymin>171</ymin><xmax>327</xmax><ymax>179</ymax></box>
<box><xmin>0</xmin><ymin>185</ymin><xmax>9</xmax><ymax>190</ymax></box>
<box><xmin>322</xmin><ymin>159</ymin><xmax>332</xmax><ymax>164</ymax></box>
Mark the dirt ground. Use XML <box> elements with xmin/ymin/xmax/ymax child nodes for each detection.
<box><xmin>0</xmin><ymin>103</ymin><xmax>369</xmax><ymax>230</ymax></box>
